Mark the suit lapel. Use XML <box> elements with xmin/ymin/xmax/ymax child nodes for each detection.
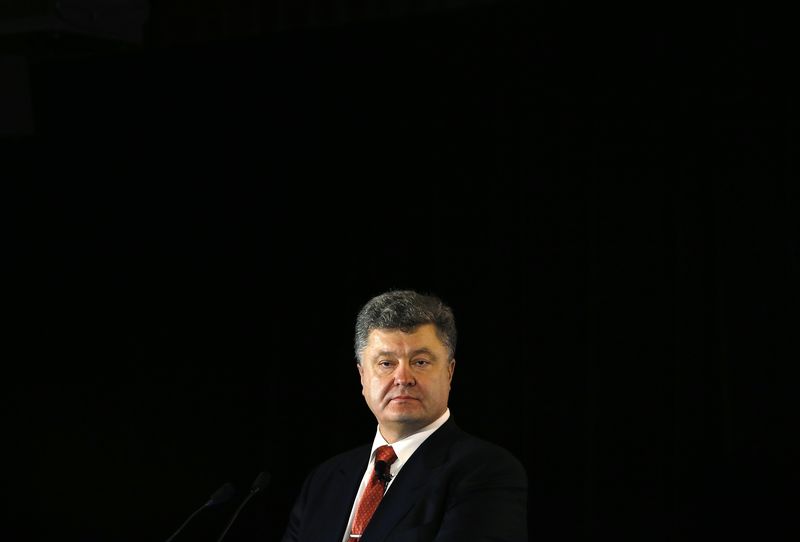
<box><xmin>303</xmin><ymin>445</ymin><xmax>370</xmax><ymax>542</ymax></box>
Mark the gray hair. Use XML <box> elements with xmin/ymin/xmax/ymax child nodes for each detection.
<box><xmin>354</xmin><ymin>289</ymin><xmax>457</xmax><ymax>363</ymax></box>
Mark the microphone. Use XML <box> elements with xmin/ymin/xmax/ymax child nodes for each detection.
<box><xmin>165</xmin><ymin>482</ymin><xmax>236</xmax><ymax>542</ymax></box>
<box><xmin>374</xmin><ymin>460</ymin><xmax>393</xmax><ymax>485</ymax></box>
<box><xmin>216</xmin><ymin>471</ymin><xmax>272</xmax><ymax>542</ymax></box>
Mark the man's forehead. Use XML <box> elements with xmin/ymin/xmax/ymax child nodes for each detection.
<box><xmin>366</xmin><ymin>324</ymin><xmax>441</xmax><ymax>347</ymax></box>
<box><xmin>368</xmin><ymin>323</ymin><xmax>434</xmax><ymax>337</ymax></box>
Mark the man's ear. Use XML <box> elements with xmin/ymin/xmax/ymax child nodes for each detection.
<box><xmin>357</xmin><ymin>362</ymin><xmax>366</xmax><ymax>395</ymax></box>
<box><xmin>448</xmin><ymin>359</ymin><xmax>456</xmax><ymax>380</ymax></box>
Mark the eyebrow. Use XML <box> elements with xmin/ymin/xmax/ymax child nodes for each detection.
<box><xmin>374</xmin><ymin>348</ymin><xmax>438</xmax><ymax>360</ymax></box>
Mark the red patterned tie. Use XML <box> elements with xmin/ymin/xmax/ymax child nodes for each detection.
<box><xmin>349</xmin><ymin>445</ymin><xmax>398</xmax><ymax>539</ymax></box>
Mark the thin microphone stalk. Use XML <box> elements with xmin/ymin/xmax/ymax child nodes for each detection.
<box><xmin>166</xmin><ymin>482</ymin><xmax>235</xmax><ymax>542</ymax></box>
<box><xmin>216</xmin><ymin>471</ymin><xmax>271</xmax><ymax>542</ymax></box>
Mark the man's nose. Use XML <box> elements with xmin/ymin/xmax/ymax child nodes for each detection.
<box><xmin>394</xmin><ymin>362</ymin><xmax>416</xmax><ymax>385</ymax></box>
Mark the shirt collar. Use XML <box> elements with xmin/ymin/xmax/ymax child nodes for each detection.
<box><xmin>369</xmin><ymin>408</ymin><xmax>451</xmax><ymax>470</ymax></box>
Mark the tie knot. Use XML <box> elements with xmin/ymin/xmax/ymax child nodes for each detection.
<box><xmin>375</xmin><ymin>445</ymin><xmax>397</xmax><ymax>465</ymax></box>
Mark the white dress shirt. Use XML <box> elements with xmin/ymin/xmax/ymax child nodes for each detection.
<box><xmin>340</xmin><ymin>408</ymin><xmax>451</xmax><ymax>542</ymax></box>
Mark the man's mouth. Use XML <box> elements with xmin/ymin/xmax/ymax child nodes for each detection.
<box><xmin>390</xmin><ymin>395</ymin><xmax>418</xmax><ymax>402</ymax></box>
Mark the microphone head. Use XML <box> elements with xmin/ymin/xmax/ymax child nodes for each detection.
<box><xmin>206</xmin><ymin>482</ymin><xmax>236</xmax><ymax>506</ymax></box>
<box><xmin>251</xmin><ymin>471</ymin><xmax>271</xmax><ymax>493</ymax></box>
<box><xmin>374</xmin><ymin>461</ymin><xmax>392</xmax><ymax>484</ymax></box>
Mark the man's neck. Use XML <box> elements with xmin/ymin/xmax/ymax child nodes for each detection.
<box><xmin>378</xmin><ymin>409</ymin><xmax>450</xmax><ymax>444</ymax></box>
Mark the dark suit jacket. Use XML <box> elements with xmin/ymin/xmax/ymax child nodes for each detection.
<box><xmin>280</xmin><ymin>418</ymin><xmax>527</xmax><ymax>542</ymax></box>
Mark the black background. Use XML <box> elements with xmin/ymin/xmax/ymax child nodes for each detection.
<box><xmin>4</xmin><ymin>2</ymin><xmax>797</xmax><ymax>541</ymax></box>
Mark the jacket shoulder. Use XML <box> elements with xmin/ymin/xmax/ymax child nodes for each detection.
<box><xmin>438</xmin><ymin>420</ymin><xmax>525</xmax><ymax>466</ymax></box>
<box><xmin>303</xmin><ymin>442</ymin><xmax>371</xmax><ymax>479</ymax></box>
<box><xmin>458</xmin><ymin>434</ymin><xmax>525</xmax><ymax>468</ymax></box>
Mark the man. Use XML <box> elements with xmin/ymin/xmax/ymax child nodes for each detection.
<box><xmin>281</xmin><ymin>289</ymin><xmax>527</xmax><ymax>542</ymax></box>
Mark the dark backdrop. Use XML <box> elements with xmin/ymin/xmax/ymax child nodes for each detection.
<box><xmin>4</xmin><ymin>3</ymin><xmax>797</xmax><ymax>542</ymax></box>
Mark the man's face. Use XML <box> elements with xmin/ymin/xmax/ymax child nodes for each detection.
<box><xmin>358</xmin><ymin>323</ymin><xmax>455</xmax><ymax>443</ymax></box>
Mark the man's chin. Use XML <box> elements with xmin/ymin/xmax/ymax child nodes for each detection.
<box><xmin>384</xmin><ymin>409</ymin><xmax>434</xmax><ymax>430</ymax></box>
<box><xmin>381</xmin><ymin>416</ymin><xmax>426</xmax><ymax>436</ymax></box>
<box><xmin>382</xmin><ymin>407</ymin><xmax>422</xmax><ymax>422</ymax></box>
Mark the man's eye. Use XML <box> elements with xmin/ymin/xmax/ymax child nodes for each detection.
<box><xmin>413</xmin><ymin>360</ymin><xmax>430</xmax><ymax>366</ymax></box>
<box><xmin>378</xmin><ymin>361</ymin><xmax>393</xmax><ymax>367</ymax></box>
